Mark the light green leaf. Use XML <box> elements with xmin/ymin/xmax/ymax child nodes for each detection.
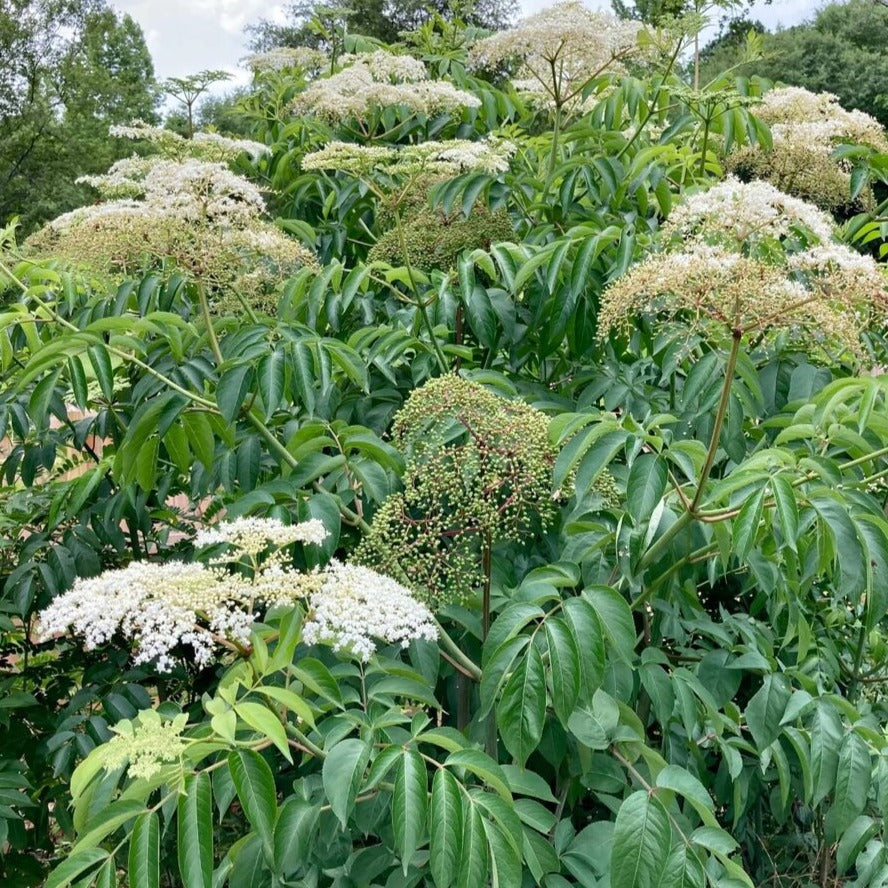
<box><xmin>430</xmin><ymin>768</ymin><xmax>463</xmax><ymax>888</ymax></box>
<box><xmin>234</xmin><ymin>702</ymin><xmax>292</xmax><ymax>762</ymax></box>
<box><xmin>393</xmin><ymin>749</ymin><xmax>428</xmax><ymax>874</ymax></box>
<box><xmin>228</xmin><ymin>750</ymin><xmax>277</xmax><ymax>859</ymax></box>
<box><xmin>826</xmin><ymin>732</ymin><xmax>871</xmax><ymax>843</ymax></box>
<box><xmin>322</xmin><ymin>738</ymin><xmax>370</xmax><ymax>828</ymax></box>
<box><xmin>627</xmin><ymin>453</ymin><xmax>667</xmax><ymax>525</ymax></box>
<box><xmin>611</xmin><ymin>791</ymin><xmax>672</xmax><ymax>888</ymax></box>
<box><xmin>655</xmin><ymin>766</ymin><xmax>716</xmax><ymax>826</ymax></box>
<box><xmin>178</xmin><ymin>772</ymin><xmax>214</xmax><ymax>888</ymax></box>
<box><xmin>496</xmin><ymin>642</ymin><xmax>546</xmax><ymax>765</ymax></box>
<box><xmin>545</xmin><ymin>617</ymin><xmax>581</xmax><ymax>723</ymax></box>
<box><xmin>129</xmin><ymin>812</ymin><xmax>160</xmax><ymax>888</ymax></box>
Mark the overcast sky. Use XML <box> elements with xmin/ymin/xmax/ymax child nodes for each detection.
<box><xmin>113</xmin><ymin>0</ymin><xmax>821</xmax><ymax>87</ymax></box>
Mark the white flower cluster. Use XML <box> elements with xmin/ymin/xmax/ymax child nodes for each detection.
<box><xmin>302</xmin><ymin>562</ymin><xmax>438</xmax><ymax>661</ymax></box>
<box><xmin>728</xmin><ymin>87</ymin><xmax>888</xmax><ymax>211</ymax></box>
<box><xmin>37</xmin><ymin>517</ymin><xmax>437</xmax><ymax>669</ymax></box>
<box><xmin>110</xmin><ymin>120</ymin><xmax>269</xmax><ymax>164</ymax></box>
<box><xmin>301</xmin><ymin>137</ymin><xmax>515</xmax><ymax>179</ymax></box>
<box><xmin>467</xmin><ymin>1</ymin><xmax>643</xmax><ymax>113</ymax></box>
<box><xmin>663</xmin><ymin>177</ymin><xmax>836</xmax><ymax>244</ymax></box>
<box><xmin>28</xmin><ymin>129</ymin><xmax>316</xmax><ymax>300</ymax></box>
<box><xmin>103</xmin><ymin>710</ymin><xmax>189</xmax><ymax>780</ymax></box>
<box><xmin>38</xmin><ymin>560</ymin><xmax>257</xmax><ymax>671</ymax></box>
<box><xmin>244</xmin><ymin>46</ymin><xmax>328</xmax><ymax>73</ymax></box>
<box><xmin>754</xmin><ymin>87</ymin><xmax>887</xmax><ymax>148</ymax></box>
<box><xmin>195</xmin><ymin>516</ymin><xmax>329</xmax><ymax>556</ymax></box>
<box><xmin>599</xmin><ymin>181</ymin><xmax>888</xmax><ymax>353</ymax></box>
<box><xmin>291</xmin><ymin>50</ymin><xmax>479</xmax><ymax>122</ymax></box>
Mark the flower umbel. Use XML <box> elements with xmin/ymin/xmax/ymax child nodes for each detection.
<box><xmin>302</xmin><ymin>562</ymin><xmax>438</xmax><ymax>661</ymax></box>
<box><xmin>103</xmin><ymin>710</ymin><xmax>189</xmax><ymax>781</ymax></box>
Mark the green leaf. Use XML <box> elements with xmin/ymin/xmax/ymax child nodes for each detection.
<box><xmin>228</xmin><ymin>750</ymin><xmax>277</xmax><ymax>860</ymax></box>
<box><xmin>732</xmin><ymin>486</ymin><xmax>766</xmax><ymax>561</ymax></box>
<box><xmin>810</xmin><ymin>702</ymin><xmax>844</xmax><ymax>806</ymax></box>
<box><xmin>445</xmin><ymin>750</ymin><xmax>511</xmax><ymax>800</ymax></box>
<box><xmin>88</xmin><ymin>345</ymin><xmax>114</xmax><ymax>400</ymax></box>
<box><xmin>393</xmin><ymin>749</ymin><xmax>428</xmax><ymax>874</ymax></box>
<box><xmin>655</xmin><ymin>766</ymin><xmax>716</xmax><ymax>826</ymax></box>
<box><xmin>771</xmin><ymin>475</ymin><xmax>799</xmax><ymax>552</ymax></box>
<box><xmin>562</xmin><ymin>597</ymin><xmax>605</xmax><ymax>702</ymax></box>
<box><xmin>627</xmin><ymin>453</ymin><xmax>667</xmax><ymax>525</ymax></box>
<box><xmin>689</xmin><ymin>826</ymin><xmax>738</xmax><ymax>854</ymax></box>
<box><xmin>583</xmin><ymin>586</ymin><xmax>636</xmax><ymax>664</ymax></box>
<box><xmin>178</xmin><ymin>772</ymin><xmax>214</xmax><ymax>888</ymax></box>
<box><xmin>745</xmin><ymin>674</ymin><xmax>790</xmax><ymax>751</ymax></box>
<box><xmin>129</xmin><ymin>812</ymin><xmax>160</xmax><ymax>888</ymax></box>
<box><xmin>216</xmin><ymin>365</ymin><xmax>253</xmax><ymax>424</ymax></box>
<box><xmin>654</xmin><ymin>844</ymin><xmax>705</xmax><ymax>888</ymax></box>
<box><xmin>45</xmin><ymin>848</ymin><xmax>109</xmax><ymax>888</ymax></box>
<box><xmin>234</xmin><ymin>702</ymin><xmax>292</xmax><ymax>762</ymax></box>
<box><xmin>257</xmin><ymin>349</ymin><xmax>285</xmax><ymax>419</ymax></box>
<box><xmin>496</xmin><ymin>642</ymin><xmax>546</xmax><ymax>766</ymax></box>
<box><xmin>826</xmin><ymin>732</ymin><xmax>871</xmax><ymax>843</ymax></box>
<box><xmin>273</xmin><ymin>798</ymin><xmax>319</xmax><ymax>876</ymax></box>
<box><xmin>545</xmin><ymin>617</ymin><xmax>581</xmax><ymax>723</ymax></box>
<box><xmin>430</xmin><ymin>768</ymin><xmax>464</xmax><ymax>888</ymax></box>
<box><xmin>611</xmin><ymin>790</ymin><xmax>673</xmax><ymax>888</ymax></box>
<box><xmin>836</xmin><ymin>815</ymin><xmax>878</xmax><ymax>875</ymax></box>
<box><xmin>322</xmin><ymin>738</ymin><xmax>370</xmax><ymax>828</ymax></box>
<box><xmin>457</xmin><ymin>800</ymin><xmax>488</xmax><ymax>888</ymax></box>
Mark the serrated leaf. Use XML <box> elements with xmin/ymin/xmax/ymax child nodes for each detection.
<box><xmin>178</xmin><ymin>773</ymin><xmax>213</xmax><ymax>888</ymax></box>
<box><xmin>322</xmin><ymin>738</ymin><xmax>370</xmax><ymax>828</ymax></box>
<box><xmin>430</xmin><ymin>768</ymin><xmax>463</xmax><ymax>888</ymax></box>
<box><xmin>273</xmin><ymin>798</ymin><xmax>319</xmax><ymax>876</ymax></box>
<box><xmin>545</xmin><ymin>617</ymin><xmax>581</xmax><ymax>723</ymax></box>
<box><xmin>496</xmin><ymin>643</ymin><xmax>546</xmax><ymax>765</ymax></box>
<box><xmin>129</xmin><ymin>812</ymin><xmax>160</xmax><ymax>888</ymax></box>
<box><xmin>228</xmin><ymin>750</ymin><xmax>277</xmax><ymax>859</ymax></box>
<box><xmin>393</xmin><ymin>749</ymin><xmax>428</xmax><ymax>874</ymax></box>
<box><xmin>627</xmin><ymin>453</ymin><xmax>667</xmax><ymax>525</ymax></box>
<box><xmin>611</xmin><ymin>791</ymin><xmax>672</xmax><ymax>888</ymax></box>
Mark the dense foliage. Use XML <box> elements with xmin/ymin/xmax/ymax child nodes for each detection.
<box><xmin>3</xmin><ymin>4</ymin><xmax>888</xmax><ymax>888</ymax></box>
<box><xmin>697</xmin><ymin>1</ymin><xmax>888</xmax><ymax>126</ymax></box>
<box><xmin>0</xmin><ymin>0</ymin><xmax>158</xmax><ymax>233</ymax></box>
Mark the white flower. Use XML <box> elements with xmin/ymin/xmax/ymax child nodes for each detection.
<box><xmin>103</xmin><ymin>710</ymin><xmax>189</xmax><ymax>780</ymax></box>
<box><xmin>301</xmin><ymin>138</ymin><xmax>514</xmax><ymax>178</ymax></box>
<box><xmin>291</xmin><ymin>50</ymin><xmax>478</xmax><ymax>121</ymax></box>
<box><xmin>468</xmin><ymin>1</ymin><xmax>644</xmax><ymax>113</ymax></box>
<box><xmin>37</xmin><ymin>561</ymin><xmax>257</xmax><ymax>671</ymax></box>
<box><xmin>195</xmin><ymin>516</ymin><xmax>329</xmax><ymax>555</ymax></box>
<box><xmin>663</xmin><ymin>177</ymin><xmax>836</xmax><ymax>244</ymax></box>
<box><xmin>244</xmin><ymin>46</ymin><xmax>328</xmax><ymax>73</ymax></box>
<box><xmin>303</xmin><ymin>562</ymin><xmax>438</xmax><ymax>661</ymax></box>
<box><xmin>192</xmin><ymin>132</ymin><xmax>271</xmax><ymax>163</ymax></box>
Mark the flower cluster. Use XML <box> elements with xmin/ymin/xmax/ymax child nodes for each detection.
<box><xmin>301</xmin><ymin>138</ymin><xmax>515</xmax><ymax>179</ymax></box>
<box><xmin>27</xmin><ymin>129</ymin><xmax>315</xmax><ymax>307</ymax></box>
<box><xmin>599</xmin><ymin>180</ymin><xmax>888</xmax><ymax>354</ymax></box>
<box><xmin>728</xmin><ymin>87</ymin><xmax>888</xmax><ymax>212</ymax></box>
<box><xmin>467</xmin><ymin>1</ymin><xmax>643</xmax><ymax>114</ymax></box>
<box><xmin>291</xmin><ymin>50</ymin><xmax>479</xmax><ymax>122</ymax></box>
<box><xmin>244</xmin><ymin>46</ymin><xmax>328</xmax><ymax>74</ymax></box>
<box><xmin>196</xmin><ymin>516</ymin><xmax>329</xmax><ymax>556</ymax></box>
<box><xmin>302</xmin><ymin>562</ymin><xmax>438</xmax><ymax>661</ymax></box>
<box><xmin>110</xmin><ymin>120</ymin><xmax>270</xmax><ymax>163</ymax></box>
<box><xmin>38</xmin><ymin>517</ymin><xmax>436</xmax><ymax>669</ymax></box>
<box><xmin>662</xmin><ymin>177</ymin><xmax>835</xmax><ymax>245</ymax></box>
<box><xmin>38</xmin><ymin>560</ymin><xmax>257</xmax><ymax>671</ymax></box>
<box><xmin>102</xmin><ymin>711</ymin><xmax>189</xmax><ymax>780</ymax></box>
<box><xmin>358</xmin><ymin>375</ymin><xmax>556</xmax><ymax>605</ymax></box>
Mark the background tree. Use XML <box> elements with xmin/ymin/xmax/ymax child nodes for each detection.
<box><xmin>698</xmin><ymin>0</ymin><xmax>888</xmax><ymax>124</ymax></box>
<box><xmin>0</xmin><ymin>0</ymin><xmax>159</xmax><ymax>232</ymax></box>
<box><xmin>246</xmin><ymin>0</ymin><xmax>517</xmax><ymax>50</ymax></box>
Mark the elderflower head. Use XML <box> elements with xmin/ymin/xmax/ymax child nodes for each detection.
<box><xmin>195</xmin><ymin>516</ymin><xmax>329</xmax><ymax>556</ymax></box>
<box><xmin>291</xmin><ymin>50</ymin><xmax>479</xmax><ymax>122</ymax></box>
<box><xmin>598</xmin><ymin>238</ymin><xmax>888</xmax><ymax>354</ymax></box>
<box><xmin>103</xmin><ymin>710</ymin><xmax>189</xmax><ymax>780</ymax></box>
<box><xmin>302</xmin><ymin>562</ymin><xmax>438</xmax><ymax>661</ymax></box>
<box><xmin>110</xmin><ymin>121</ymin><xmax>269</xmax><ymax>164</ymax></box>
<box><xmin>244</xmin><ymin>46</ymin><xmax>328</xmax><ymax>74</ymax></box>
<box><xmin>38</xmin><ymin>561</ymin><xmax>257</xmax><ymax>671</ymax></box>
<box><xmin>301</xmin><ymin>138</ymin><xmax>515</xmax><ymax>179</ymax></box>
<box><xmin>728</xmin><ymin>87</ymin><xmax>888</xmax><ymax>212</ymax></box>
<box><xmin>662</xmin><ymin>177</ymin><xmax>836</xmax><ymax>245</ymax></box>
<box><xmin>468</xmin><ymin>1</ymin><xmax>644</xmax><ymax>114</ymax></box>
